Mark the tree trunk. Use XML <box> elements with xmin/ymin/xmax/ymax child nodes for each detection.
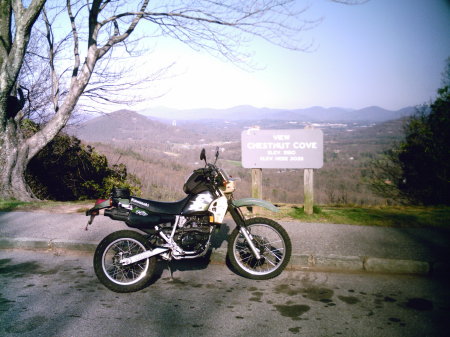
<box><xmin>0</xmin><ymin>93</ymin><xmax>80</xmax><ymax>200</ymax></box>
<box><xmin>0</xmin><ymin>0</ymin><xmax>46</xmax><ymax>200</ymax></box>
<box><xmin>0</xmin><ymin>121</ymin><xmax>35</xmax><ymax>200</ymax></box>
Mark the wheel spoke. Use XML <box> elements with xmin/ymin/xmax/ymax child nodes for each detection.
<box><xmin>263</xmin><ymin>256</ymin><xmax>277</xmax><ymax>267</ymax></box>
<box><xmin>260</xmin><ymin>239</ymin><xmax>282</xmax><ymax>247</ymax></box>
<box><xmin>240</xmin><ymin>254</ymin><xmax>254</xmax><ymax>263</ymax></box>
<box><xmin>265</xmin><ymin>247</ymin><xmax>284</xmax><ymax>261</ymax></box>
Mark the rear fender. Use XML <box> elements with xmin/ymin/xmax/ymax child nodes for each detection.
<box><xmin>86</xmin><ymin>199</ymin><xmax>112</xmax><ymax>216</ymax></box>
<box><xmin>231</xmin><ymin>198</ymin><xmax>279</xmax><ymax>213</ymax></box>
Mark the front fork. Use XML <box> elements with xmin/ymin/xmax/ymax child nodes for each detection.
<box><xmin>228</xmin><ymin>205</ymin><xmax>262</xmax><ymax>260</ymax></box>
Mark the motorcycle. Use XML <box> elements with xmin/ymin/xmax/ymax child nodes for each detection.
<box><xmin>86</xmin><ymin>148</ymin><xmax>292</xmax><ymax>293</ymax></box>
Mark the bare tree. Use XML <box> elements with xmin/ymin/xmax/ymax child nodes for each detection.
<box><xmin>1</xmin><ymin>0</ymin><xmax>361</xmax><ymax>200</ymax></box>
<box><xmin>0</xmin><ymin>0</ymin><xmax>47</xmax><ymax>200</ymax></box>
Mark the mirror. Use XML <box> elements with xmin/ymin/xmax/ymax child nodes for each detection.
<box><xmin>200</xmin><ymin>148</ymin><xmax>206</xmax><ymax>161</ymax></box>
<box><xmin>213</xmin><ymin>146</ymin><xmax>220</xmax><ymax>164</ymax></box>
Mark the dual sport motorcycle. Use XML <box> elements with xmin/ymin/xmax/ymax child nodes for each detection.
<box><xmin>86</xmin><ymin>148</ymin><xmax>292</xmax><ymax>293</ymax></box>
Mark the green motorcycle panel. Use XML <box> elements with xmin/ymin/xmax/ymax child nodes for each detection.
<box><xmin>231</xmin><ymin>198</ymin><xmax>279</xmax><ymax>213</ymax></box>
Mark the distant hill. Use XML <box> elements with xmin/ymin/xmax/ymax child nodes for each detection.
<box><xmin>69</xmin><ymin>109</ymin><xmax>200</xmax><ymax>143</ymax></box>
<box><xmin>140</xmin><ymin>105</ymin><xmax>415</xmax><ymax>123</ymax></box>
<box><xmin>69</xmin><ymin>106</ymin><xmax>413</xmax><ymax>145</ymax></box>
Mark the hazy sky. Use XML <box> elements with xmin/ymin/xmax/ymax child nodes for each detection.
<box><xmin>132</xmin><ymin>0</ymin><xmax>450</xmax><ymax>111</ymax></box>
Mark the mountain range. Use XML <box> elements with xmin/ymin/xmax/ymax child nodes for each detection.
<box><xmin>69</xmin><ymin>109</ymin><xmax>198</xmax><ymax>143</ymax></box>
<box><xmin>139</xmin><ymin>105</ymin><xmax>415</xmax><ymax>122</ymax></box>
<box><xmin>69</xmin><ymin>105</ymin><xmax>411</xmax><ymax>144</ymax></box>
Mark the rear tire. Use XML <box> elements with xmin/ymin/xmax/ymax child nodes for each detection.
<box><xmin>227</xmin><ymin>217</ymin><xmax>291</xmax><ymax>280</ymax></box>
<box><xmin>93</xmin><ymin>230</ymin><xmax>156</xmax><ymax>293</ymax></box>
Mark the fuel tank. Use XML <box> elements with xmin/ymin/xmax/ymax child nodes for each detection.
<box><xmin>182</xmin><ymin>191</ymin><xmax>214</xmax><ymax>215</ymax></box>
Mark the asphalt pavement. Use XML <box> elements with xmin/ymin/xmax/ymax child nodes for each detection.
<box><xmin>1</xmin><ymin>210</ymin><xmax>449</xmax><ymax>276</ymax></box>
<box><xmin>2</xmin><ymin>249</ymin><xmax>449</xmax><ymax>337</ymax></box>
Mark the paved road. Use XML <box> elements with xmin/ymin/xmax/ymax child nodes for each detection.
<box><xmin>1</xmin><ymin>211</ymin><xmax>450</xmax><ymax>275</ymax></box>
<box><xmin>2</xmin><ymin>211</ymin><xmax>449</xmax><ymax>260</ymax></box>
<box><xmin>0</xmin><ymin>250</ymin><xmax>449</xmax><ymax>337</ymax></box>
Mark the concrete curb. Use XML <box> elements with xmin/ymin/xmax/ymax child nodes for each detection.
<box><xmin>288</xmin><ymin>254</ymin><xmax>441</xmax><ymax>276</ymax></box>
<box><xmin>290</xmin><ymin>254</ymin><xmax>364</xmax><ymax>272</ymax></box>
<box><xmin>364</xmin><ymin>256</ymin><xmax>430</xmax><ymax>275</ymax></box>
<box><xmin>1</xmin><ymin>237</ymin><xmax>449</xmax><ymax>276</ymax></box>
<box><xmin>0</xmin><ymin>237</ymin><xmax>97</xmax><ymax>252</ymax></box>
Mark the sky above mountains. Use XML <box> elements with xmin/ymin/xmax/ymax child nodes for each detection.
<box><xmin>110</xmin><ymin>0</ymin><xmax>450</xmax><ymax>112</ymax></box>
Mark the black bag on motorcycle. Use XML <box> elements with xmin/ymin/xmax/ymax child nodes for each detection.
<box><xmin>111</xmin><ymin>187</ymin><xmax>130</xmax><ymax>200</ymax></box>
<box><xmin>183</xmin><ymin>169</ymin><xmax>210</xmax><ymax>194</ymax></box>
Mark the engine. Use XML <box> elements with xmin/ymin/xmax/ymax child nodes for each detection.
<box><xmin>174</xmin><ymin>216</ymin><xmax>211</xmax><ymax>251</ymax></box>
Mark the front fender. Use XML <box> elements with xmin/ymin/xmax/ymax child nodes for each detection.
<box><xmin>231</xmin><ymin>198</ymin><xmax>279</xmax><ymax>213</ymax></box>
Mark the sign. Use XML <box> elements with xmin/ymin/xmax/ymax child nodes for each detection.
<box><xmin>241</xmin><ymin>129</ymin><xmax>323</xmax><ymax>169</ymax></box>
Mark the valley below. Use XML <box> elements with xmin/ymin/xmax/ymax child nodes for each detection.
<box><xmin>68</xmin><ymin>107</ymin><xmax>408</xmax><ymax>205</ymax></box>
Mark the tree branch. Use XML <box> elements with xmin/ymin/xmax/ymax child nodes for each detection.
<box><xmin>1</xmin><ymin>0</ymin><xmax>46</xmax><ymax>128</ymax></box>
<box><xmin>42</xmin><ymin>8</ymin><xmax>60</xmax><ymax>113</ymax></box>
<box><xmin>67</xmin><ymin>0</ymin><xmax>80</xmax><ymax>80</ymax></box>
<box><xmin>97</xmin><ymin>0</ymin><xmax>150</xmax><ymax>59</ymax></box>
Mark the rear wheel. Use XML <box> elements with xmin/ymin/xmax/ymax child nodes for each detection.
<box><xmin>227</xmin><ymin>217</ymin><xmax>291</xmax><ymax>280</ymax></box>
<box><xmin>93</xmin><ymin>230</ymin><xmax>156</xmax><ymax>293</ymax></box>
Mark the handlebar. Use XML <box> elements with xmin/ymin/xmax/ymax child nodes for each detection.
<box><xmin>199</xmin><ymin>148</ymin><xmax>227</xmax><ymax>186</ymax></box>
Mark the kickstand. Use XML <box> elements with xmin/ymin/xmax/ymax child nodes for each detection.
<box><xmin>85</xmin><ymin>215</ymin><xmax>96</xmax><ymax>231</ymax></box>
<box><xmin>167</xmin><ymin>262</ymin><xmax>174</xmax><ymax>281</ymax></box>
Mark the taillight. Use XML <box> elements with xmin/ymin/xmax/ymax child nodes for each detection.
<box><xmin>94</xmin><ymin>198</ymin><xmax>112</xmax><ymax>207</ymax></box>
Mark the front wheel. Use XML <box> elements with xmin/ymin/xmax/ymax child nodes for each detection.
<box><xmin>227</xmin><ymin>217</ymin><xmax>292</xmax><ymax>280</ymax></box>
<box><xmin>93</xmin><ymin>230</ymin><xmax>157</xmax><ymax>293</ymax></box>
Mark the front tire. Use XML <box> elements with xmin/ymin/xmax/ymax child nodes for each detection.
<box><xmin>227</xmin><ymin>217</ymin><xmax>292</xmax><ymax>280</ymax></box>
<box><xmin>93</xmin><ymin>230</ymin><xmax>157</xmax><ymax>293</ymax></box>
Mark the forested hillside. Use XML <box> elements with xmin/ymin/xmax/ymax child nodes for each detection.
<box><xmin>69</xmin><ymin>110</ymin><xmax>406</xmax><ymax>205</ymax></box>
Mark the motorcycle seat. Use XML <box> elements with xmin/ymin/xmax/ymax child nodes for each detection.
<box><xmin>130</xmin><ymin>195</ymin><xmax>191</xmax><ymax>215</ymax></box>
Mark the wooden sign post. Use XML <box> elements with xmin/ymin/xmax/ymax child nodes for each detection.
<box><xmin>303</xmin><ymin>125</ymin><xmax>314</xmax><ymax>215</ymax></box>
<box><xmin>304</xmin><ymin>168</ymin><xmax>314</xmax><ymax>215</ymax></box>
<box><xmin>251</xmin><ymin>168</ymin><xmax>263</xmax><ymax>200</ymax></box>
<box><xmin>251</xmin><ymin>168</ymin><xmax>263</xmax><ymax>213</ymax></box>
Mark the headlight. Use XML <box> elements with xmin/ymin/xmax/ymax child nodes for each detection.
<box><xmin>221</xmin><ymin>179</ymin><xmax>236</xmax><ymax>194</ymax></box>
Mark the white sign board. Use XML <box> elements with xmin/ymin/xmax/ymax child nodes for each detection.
<box><xmin>241</xmin><ymin>129</ymin><xmax>324</xmax><ymax>169</ymax></box>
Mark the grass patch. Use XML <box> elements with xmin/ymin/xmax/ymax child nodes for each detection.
<box><xmin>287</xmin><ymin>205</ymin><xmax>450</xmax><ymax>227</ymax></box>
<box><xmin>0</xmin><ymin>200</ymin><xmax>33</xmax><ymax>212</ymax></box>
<box><xmin>225</xmin><ymin>160</ymin><xmax>242</xmax><ymax>167</ymax></box>
<box><xmin>2</xmin><ymin>198</ymin><xmax>449</xmax><ymax>228</ymax></box>
<box><xmin>0</xmin><ymin>199</ymin><xmax>93</xmax><ymax>213</ymax></box>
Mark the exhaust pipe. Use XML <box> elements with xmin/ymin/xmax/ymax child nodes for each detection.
<box><xmin>104</xmin><ymin>208</ymin><xmax>129</xmax><ymax>221</ymax></box>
